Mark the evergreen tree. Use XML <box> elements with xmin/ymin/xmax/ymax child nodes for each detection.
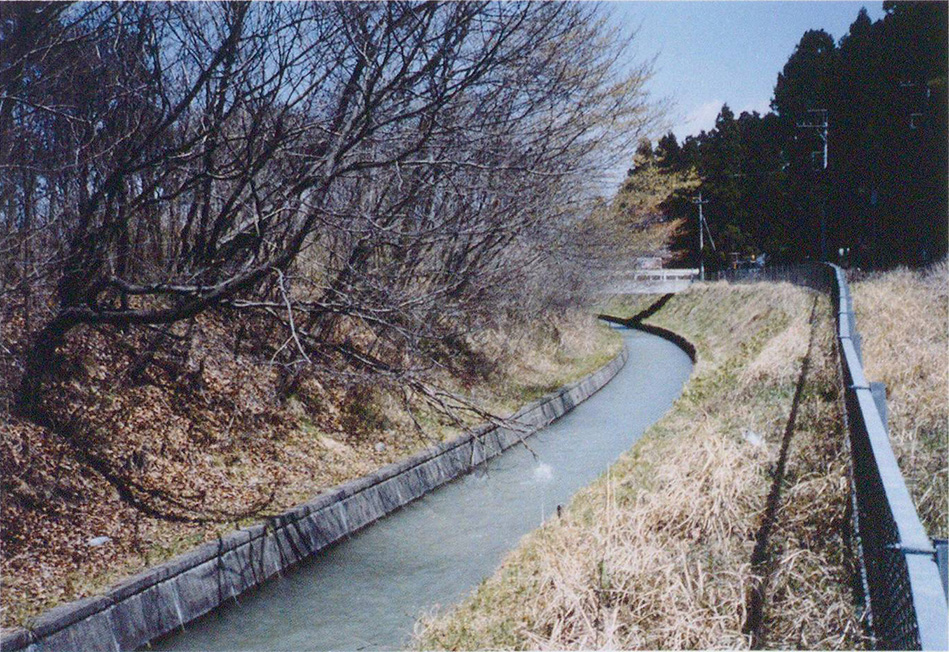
<box><xmin>649</xmin><ymin>5</ymin><xmax>946</xmax><ymax>269</ymax></box>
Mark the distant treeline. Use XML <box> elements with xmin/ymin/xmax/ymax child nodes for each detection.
<box><xmin>637</xmin><ymin>2</ymin><xmax>947</xmax><ymax>270</ymax></box>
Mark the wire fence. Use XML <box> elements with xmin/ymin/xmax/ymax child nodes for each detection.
<box><xmin>714</xmin><ymin>262</ymin><xmax>829</xmax><ymax>292</ymax></box>
<box><xmin>716</xmin><ymin>262</ymin><xmax>948</xmax><ymax>650</ymax></box>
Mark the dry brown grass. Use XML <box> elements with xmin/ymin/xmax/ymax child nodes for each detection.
<box><xmin>461</xmin><ymin>311</ymin><xmax>623</xmax><ymax>414</ymax></box>
<box><xmin>416</xmin><ymin>283</ymin><xmax>864</xmax><ymax>650</ymax></box>
<box><xmin>0</xmin><ymin>310</ymin><xmax>619</xmax><ymax>631</ymax></box>
<box><xmin>851</xmin><ymin>262</ymin><xmax>948</xmax><ymax>538</ymax></box>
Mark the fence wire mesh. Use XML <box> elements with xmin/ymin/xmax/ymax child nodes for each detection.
<box><xmin>716</xmin><ymin>262</ymin><xmax>947</xmax><ymax>650</ymax></box>
<box><xmin>715</xmin><ymin>262</ymin><xmax>829</xmax><ymax>291</ymax></box>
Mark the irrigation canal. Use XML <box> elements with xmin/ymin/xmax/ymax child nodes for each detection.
<box><xmin>152</xmin><ymin>326</ymin><xmax>692</xmax><ymax>651</ymax></box>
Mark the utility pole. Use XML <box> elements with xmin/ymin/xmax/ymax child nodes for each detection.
<box><xmin>693</xmin><ymin>193</ymin><xmax>709</xmax><ymax>280</ymax></box>
<box><xmin>797</xmin><ymin>109</ymin><xmax>829</xmax><ymax>260</ymax></box>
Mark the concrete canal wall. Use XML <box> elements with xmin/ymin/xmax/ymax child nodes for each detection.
<box><xmin>2</xmin><ymin>344</ymin><xmax>635</xmax><ymax>652</ymax></box>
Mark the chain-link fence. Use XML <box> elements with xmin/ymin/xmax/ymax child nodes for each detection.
<box><xmin>717</xmin><ymin>262</ymin><xmax>947</xmax><ymax>650</ymax></box>
<box><xmin>829</xmin><ymin>264</ymin><xmax>947</xmax><ymax>650</ymax></box>
<box><xmin>714</xmin><ymin>262</ymin><xmax>829</xmax><ymax>292</ymax></box>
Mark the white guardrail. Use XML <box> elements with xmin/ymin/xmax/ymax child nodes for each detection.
<box><xmin>616</xmin><ymin>268</ymin><xmax>699</xmax><ymax>282</ymax></box>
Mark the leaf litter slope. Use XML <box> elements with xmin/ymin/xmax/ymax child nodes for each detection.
<box><xmin>0</xmin><ymin>310</ymin><xmax>619</xmax><ymax>631</ymax></box>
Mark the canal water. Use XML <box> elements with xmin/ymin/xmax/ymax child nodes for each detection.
<box><xmin>153</xmin><ymin>327</ymin><xmax>692</xmax><ymax>651</ymax></box>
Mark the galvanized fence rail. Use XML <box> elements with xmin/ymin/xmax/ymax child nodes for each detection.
<box><xmin>717</xmin><ymin>262</ymin><xmax>948</xmax><ymax>650</ymax></box>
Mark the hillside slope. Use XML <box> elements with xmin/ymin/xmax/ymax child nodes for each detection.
<box><xmin>0</xmin><ymin>311</ymin><xmax>620</xmax><ymax>630</ymax></box>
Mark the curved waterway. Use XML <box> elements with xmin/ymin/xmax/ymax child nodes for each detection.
<box><xmin>153</xmin><ymin>327</ymin><xmax>692</xmax><ymax>651</ymax></box>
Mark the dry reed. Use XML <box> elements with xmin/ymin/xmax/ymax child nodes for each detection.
<box><xmin>851</xmin><ymin>261</ymin><xmax>948</xmax><ymax>538</ymax></box>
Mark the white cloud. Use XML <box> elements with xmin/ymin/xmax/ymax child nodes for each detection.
<box><xmin>739</xmin><ymin>98</ymin><xmax>772</xmax><ymax>117</ymax></box>
<box><xmin>674</xmin><ymin>97</ymin><xmax>772</xmax><ymax>140</ymax></box>
<box><xmin>676</xmin><ymin>99</ymin><xmax>724</xmax><ymax>140</ymax></box>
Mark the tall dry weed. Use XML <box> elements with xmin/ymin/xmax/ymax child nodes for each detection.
<box><xmin>852</xmin><ymin>262</ymin><xmax>948</xmax><ymax>537</ymax></box>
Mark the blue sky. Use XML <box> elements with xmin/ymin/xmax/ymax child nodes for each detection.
<box><xmin>609</xmin><ymin>1</ymin><xmax>886</xmax><ymax>141</ymax></box>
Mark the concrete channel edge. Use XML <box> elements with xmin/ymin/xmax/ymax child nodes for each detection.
<box><xmin>2</xmin><ymin>337</ymin><xmax>649</xmax><ymax>652</ymax></box>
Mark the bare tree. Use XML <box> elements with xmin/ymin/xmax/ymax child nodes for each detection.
<box><xmin>1</xmin><ymin>1</ymin><xmax>655</xmax><ymax>519</ymax></box>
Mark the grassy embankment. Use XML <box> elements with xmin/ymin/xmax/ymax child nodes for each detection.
<box><xmin>0</xmin><ymin>312</ymin><xmax>620</xmax><ymax>631</ymax></box>
<box><xmin>851</xmin><ymin>263</ymin><xmax>948</xmax><ymax>538</ymax></box>
<box><xmin>416</xmin><ymin>283</ymin><xmax>864</xmax><ymax>650</ymax></box>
